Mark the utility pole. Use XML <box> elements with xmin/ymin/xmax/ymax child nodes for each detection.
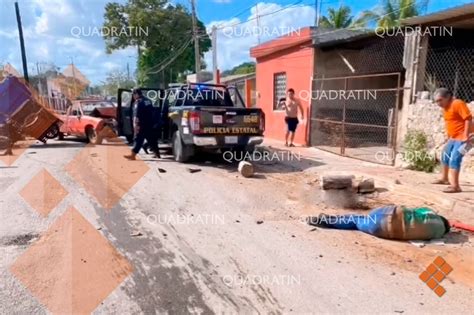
<box><xmin>315</xmin><ymin>0</ymin><xmax>321</xmax><ymax>27</ymax></box>
<box><xmin>190</xmin><ymin>0</ymin><xmax>201</xmax><ymax>80</ymax></box>
<box><xmin>70</xmin><ymin>56</ymin><xmax>77</xmax><ymax>99</ymax></box>
<box><xmin>127</xmin><ymin>62</ymin><xmax>130</xmax><ymax>81</ymax></box>
<box><xmin>15</xmin><ymin>1</ymin><xmax>29</xmax><ymax>82</ymax></box>
<box><xmin>36</xmin><ymin>62</ymin><xmax>43</xmax><ymax>95</ymax></box>
<box><xmin>211</xmin><ymin>25</ymin><xmax>218</xmax><ymax>84</ymax></box>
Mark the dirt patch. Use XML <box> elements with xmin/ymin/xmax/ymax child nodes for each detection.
<box><xmin>1</xmin><ymin>233</ymin><xmax>39</xmax><ymax>246</ymax></box>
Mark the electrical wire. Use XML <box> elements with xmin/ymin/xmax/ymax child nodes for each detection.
<box><xmin>146</xmin><ymin>38</ymin><xmax>193</xmax><ymax>75</ymax></box>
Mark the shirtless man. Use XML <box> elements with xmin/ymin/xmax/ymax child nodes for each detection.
<box><xmin>281</xmin><ymin>88</ymin><xmax>304</xmax><ymax>147</ymax></box>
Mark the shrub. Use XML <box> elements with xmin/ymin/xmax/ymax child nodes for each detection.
<box><xmin>402</xmin><ymin>130</ymin><xmax>438</xmax><ymax>172</ymax></box>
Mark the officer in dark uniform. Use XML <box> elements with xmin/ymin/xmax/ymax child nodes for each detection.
<box><xmin>124</xmin><ymin>88</ymin><xmax>160</xmax><ymax>160</ymax></box>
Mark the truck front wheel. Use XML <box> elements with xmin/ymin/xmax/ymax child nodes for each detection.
<box><xmin>172</xmin><ymin>131</ymin><xmax>193</xmax><ymax>162</ymax></box>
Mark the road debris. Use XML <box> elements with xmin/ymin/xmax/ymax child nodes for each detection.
<box><xmin>356</xmin><ymin>178</ymin><xmax>375</xmax><ymax>193</ymax></box>
<box><xmin>409</xmin><ymin>239</ymin><xmax>446</xmax><ymax>247</ymax></box>
<box><xmin>157</xmin><ymin>168</ymin><xmax>167</xmax><ymax>173</ymax></box>
<box><xmin>187</xmin><ymin>168</ymin><xmax>202</xmax><ymax>173</ymax></box>
<box><xmin>238</xmin><ymin>161</ymin><xmax>254</xmax><ymax>178</ymax></box>
<box><xmin>320</xmin><ymin>175</ymin><xmax>354</xmax><ymax>190</ymax></box>
<box><xmin>256</xmin><ymin>220</ymin><xmax>264</xmax><ymax>224</ymax></box>
<box><xmin>130</xmin><ymin>231</ymin><xmax>143</xmax><ymax>237</ymax></box>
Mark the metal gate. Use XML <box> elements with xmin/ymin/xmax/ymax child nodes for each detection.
<box><xmin>310</xmin><ymin>72</ymin><xmax>402</xmax><ymax>165</ymax></box>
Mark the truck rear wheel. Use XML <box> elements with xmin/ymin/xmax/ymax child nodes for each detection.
<box><xmin>45</xmin><ymin>124</ymin><xmax>60</xmax><ymax>139</ymax></box>
<box><xmin>172</xmin><ymin>131</ymin><xmax>193</xmax><ymax>162</ymax></box>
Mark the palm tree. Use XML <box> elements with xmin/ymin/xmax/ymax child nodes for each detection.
<box><xmin>360</xmin><ymin>0</ymin><xmax>427</xmax><ymax>29</ymax></box>
<box><xmin>319</xmin><ymin>5</ymin><xmax>368</xmax><ymax>29</ymax></box>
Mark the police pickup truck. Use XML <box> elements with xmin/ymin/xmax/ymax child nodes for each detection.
<box><xmin>117</xmin><ymin>83</ymin><xmax>264</xmax><ymax>162</ymax></box>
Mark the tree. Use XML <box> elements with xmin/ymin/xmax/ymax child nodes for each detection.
<box><xmin>221</xmin><ymin>62</ymin><xmax>256</xmax><ymax>77</ymax></box>
<box><xmin>101</xmin><ymin>70</ymin><xmax>135</xmax><ymax>96</ymax></box>
<box><xmin>103</xmin><ymin>0</ymin><xmax>211</xmax><ymax>87</ymax></box>
<box><xmin>359</xmin><ymin>0</ymin><xmax>426</xmax><ymax>29</ymax></box>
<box><xmin>319</xmin><ymin>5</ymin><xmax>368</xmax><ymax>29</ymax></box>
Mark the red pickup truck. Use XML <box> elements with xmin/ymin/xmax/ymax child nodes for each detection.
<box><xmin>58</xmin><ymin>100</ymin><xmax>117</xmax><ymax>144</ymax></box>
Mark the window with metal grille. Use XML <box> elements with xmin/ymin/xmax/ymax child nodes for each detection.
<box><xmin>273</xmin><ymin>72</ymin><xmax>287</xmax><ymax>110</ymax></box>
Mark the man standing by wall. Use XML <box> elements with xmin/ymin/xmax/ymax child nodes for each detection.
<box><xmin>281</xmin><ymin>88</ymin><xmax>304</xmax><ymax>147</ymax></box>
<box><xmin>124</xmin><ymin>88</ymin><xmax>160</xmax><ymax>160</ymax></box>
<box><xmin>433</xmin><ymin>88</ymin><xmax>472</xmax><ymax>193</ymax></box>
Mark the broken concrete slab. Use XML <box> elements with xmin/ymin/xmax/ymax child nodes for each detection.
<box><xmin>320</xmin><ymin>175</ymin><xmax>354</xmax><ymax>190</ymax></box>
<box><xmin>356</xmin><ymin>178</ymin><xmax>375</xmax><ymax>193</ymax></box>
<box><xmin>238</xmin><ymin>161</ymin><xmax>254</xmax><ymax>178</ymax></box>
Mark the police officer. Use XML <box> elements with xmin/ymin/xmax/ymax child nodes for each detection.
<box><xmin>124</xmin><ymin>88</ymin><xmax>160</xmax><ymax>160</ymax></box>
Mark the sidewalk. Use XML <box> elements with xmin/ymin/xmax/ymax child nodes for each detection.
<box><xmin>260</xmin><ymin>139</ymin><xmax>474</xmax><ymax>224</ymax></box>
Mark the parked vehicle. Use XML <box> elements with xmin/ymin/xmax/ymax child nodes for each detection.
<box><xmin>117</xmin><ymin>83</ymin><xmax>265</xmax><ymax>162</ymax></box>
<box><xmin>0</xmin><ymin>76</ymin><xmax>62</xmax><ymax>149</ymax></box>
<box><xmin>57</xmin><ymin>100</ymin><xmax>117</xmax><ymax>144</ymax></box>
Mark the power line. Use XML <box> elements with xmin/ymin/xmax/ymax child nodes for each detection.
<box><xmin>146</xmin><ymin>38</ymin><xmax>193</xmax><ymax>75</ymax></box>
<box><xmin>144</xmin><ymin>37</ymin><xmax>193</xmax><ymax>74</ymax></box>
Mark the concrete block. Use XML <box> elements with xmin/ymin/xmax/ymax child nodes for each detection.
<box><xmin>238</xmin><ymin>161</ymin><xmax>254</xmax><ymax>178</ymax></box>
<box><xmin>320</xmin><ymin>175</ymin><xmax>354</xmax><ymax>190</ymax></box>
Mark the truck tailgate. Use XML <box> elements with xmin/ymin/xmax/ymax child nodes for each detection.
<box><xmin>194</xmin><ymin>107</ymin><xmax>263</xmax><ymax>135</ymax></box>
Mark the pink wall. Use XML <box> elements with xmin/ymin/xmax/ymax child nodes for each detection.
<box><xmin>251</xmin><ymin>28</ymin><xmax>314</xmax><ymax>145</ymax></box>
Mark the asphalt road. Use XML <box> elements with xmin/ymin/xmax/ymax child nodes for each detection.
<box><xmin>0</xmin><ymin>139</ymin><xmax>473</xmax><ymax>314</ymax></box>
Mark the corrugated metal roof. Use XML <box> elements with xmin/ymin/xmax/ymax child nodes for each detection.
<box><xmin>402</xmin><ymin>3</ymin><xmax>474</xmax><ymax>27</ymax></box>
<box><xmin>311</xmin><ymin>27</ymin><xmax>374</xmax><ymax>47</ymax></box>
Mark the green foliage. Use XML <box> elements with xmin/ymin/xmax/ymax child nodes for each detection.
<box><xmin>103</xmin><ymin>0</ymin><xmax>211</xmax><ymax>87</ymax></box>
<box><xmin>102</xmin><ymin>70</ymin><xmax>135</xmax><ymax>96</ymax></box>
<box><xmin>221</xmin><ymin>62</ymin><xmax>256</xmax><ymax>77</ymax></box>
<box><xmin>359</xmin><ymin>0</ymin><xmax>427</xmax><ymax>29</ymax></box>
<box><xmin>402</xmin><ymin>130</ymin><xmax>437</xmax><ymax>172</ymax></box>
<box><xmin>319</xmin><ymin>5</ymin><xmax>368</xmax><ymax>29</ymax></box>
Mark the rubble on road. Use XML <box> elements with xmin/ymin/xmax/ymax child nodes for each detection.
<box><xmin>320</xmin><ymin>175</ymin><xmax>354</xmax><ymax>190</ymax></box>
<box><xmin>355</xmin><ymin>178</ymin><xmax>375</xmax><ymax>193</ymax></box>
<box><xmin>319</xmin><ymin>174</ymin><xmax>377</xmax><ymax>208</ymax></box>
<box><xmin>238</xmin><ymin>161</ymin><xmax>254</xmax><ymax>178</ymax></box>
<box><xmin>187</xmin><ymin>168</ymin><xmax>202</xmax><ymax>173</ymax></box>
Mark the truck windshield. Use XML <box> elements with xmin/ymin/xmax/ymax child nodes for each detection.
<box><xmin>177</xmin><ymin>86</ymin><xmax>236</xmax><ymax>107</ymax></box>
<box><xmin>82</xmin><ymin>101</ymin><xmax>115</xmax><ymax>115</ymax></box>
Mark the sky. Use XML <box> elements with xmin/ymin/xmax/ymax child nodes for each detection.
<box><xmin>1</xmin><ymin>0</ymin><xmax>472</xmax><ymax>85</ymax></box>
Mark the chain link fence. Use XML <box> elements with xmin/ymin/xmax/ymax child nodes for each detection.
<box><xmin>310</xmin><ymin>73</ymin><xmax>401</xmax><ymax>165</ymax></box>
<box><xmin>424</xmin><ymin>47</ymin><xmax>474</xmax><ymax>102</ymax></box>
<box><xmin>310</xmin><ymin>34</ymin><xmax>405</xmax><ymax>165</ymax></box>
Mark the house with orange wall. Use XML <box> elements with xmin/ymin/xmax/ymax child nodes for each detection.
<box><xmin>250</xmin><ymin>27</ymin><xmax>314</xmax><ymax>146</ymax></box>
